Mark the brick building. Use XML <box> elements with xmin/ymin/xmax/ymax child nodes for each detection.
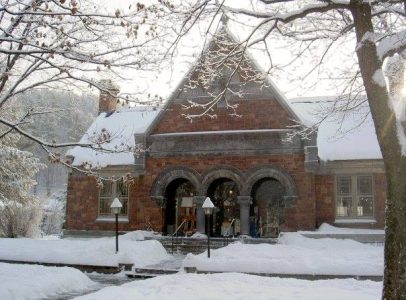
<box><xmin>65</xmin><ymin>29</ymin><xmax>386</xmax><ymax>237</ymax></box>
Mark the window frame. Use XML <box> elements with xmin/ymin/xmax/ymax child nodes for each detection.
<box><xmin>97</xmin><ymin>179</ymin><xmax>129</xmax><ymax>221</ymax></box>
<box><xmin>335</xmin><ymin>174</ymin><xmax>374</xmax><ymax>220</ymax></box>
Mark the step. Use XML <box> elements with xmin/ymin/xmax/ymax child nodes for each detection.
<box><xmin>134</xmin><ymin>267</ymin><xmax>179</xmax><ymax>275</ymax></box>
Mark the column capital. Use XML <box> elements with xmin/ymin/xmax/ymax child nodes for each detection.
<box><xmin>193</xmin><ymin>196</ymin><xmax>206</xmax><ymax>206</ymax></box>
<box><xmin>237</xmin><ymin>196</ymin><xmax>252</xmax><ymax>206</ymax></box>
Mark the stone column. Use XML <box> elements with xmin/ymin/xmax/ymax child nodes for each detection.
<box><xmin>193</xmin><ymin>196</ymin><xmax>206</xmax><ymax>234</ymax></box>
<box><xmin>237</xmin><ymin>196</ymin><xmax>252</xmax><ymax>236</ymax></box>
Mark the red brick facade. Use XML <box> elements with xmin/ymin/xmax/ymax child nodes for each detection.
<box><xmin>65</xmin><ymin>36</ymin><xmax>387</xmax><ymax>234</ymax></box>
<box><xmin>151</xmin><ymin>99</ymin><xmax>295</xmax><ymax>134</ymax></box>
<box><xmin>65</xmin><ymin>92</ymin><xmax>387</xmax><ymax>233</ymax></box>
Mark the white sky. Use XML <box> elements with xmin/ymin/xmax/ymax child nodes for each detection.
<box><xmin>93</xmin><ymin>0</ymin><xmax>359</xmax><ymax>101</ymax></box>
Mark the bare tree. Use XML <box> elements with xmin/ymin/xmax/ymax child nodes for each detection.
<box><xmin>0</xmin><ymin>0</ymin><xmax>171</xmax><ymax>156</ymax></box>
<box><xmin>157</xmin><ymin>0</ymin><xmax>406</xmax><ymax>298</ymax></box>
<box><xmin>0</xmin><ymin>1</ymin><xmax>171</xmax><ymax>236</ymax></box>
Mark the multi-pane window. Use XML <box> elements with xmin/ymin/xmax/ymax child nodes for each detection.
<box><xmin>99</xmin><ymin>180</ymin><xmax>128</xmax><ymax>217</ymax></box>
<box><xmin>336</xmin><ymin>175</ymin><xmax>373</xmax><ymax>218</ymax></box>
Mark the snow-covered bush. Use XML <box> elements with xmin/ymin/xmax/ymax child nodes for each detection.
<box><xmin>41</xmin><ymin>190</ymin><xmax>67</xmax><ymax>236</ymax></box>
<box><xmin>0</xmin><ymin>201</ymin><xmax>43</xmax><ymax>238</ymax></box>
<box><xmin>0</xmin><ymin>117</ymin><xmax>45</xmax><ymax>237</ymax></box>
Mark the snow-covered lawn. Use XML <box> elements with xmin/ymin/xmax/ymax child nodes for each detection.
<box><xmin>299</xmin><ymin>223</ymin><xmax>385</xmax><ymax>235</ymax></box>
<box><xmin>0</xmin><ymin>263</ymin><xmax>96</xmax><ymax>300</ymax></box>
<box><xmin>74</xmin><ymin>273</ymin><xmax>382</xmax><ymax>300</ymax></box>
<box><xmin>183</xmin><ymin>233</ymin><xmax>383</xmax><ymax>276</ymax></box>
<box><xmin>0</xmin><ymin>231</ymin><xmax>168</xmax><ymax>267</ymax></box>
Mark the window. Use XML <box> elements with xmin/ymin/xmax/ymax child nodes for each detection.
<box><xmin>99</xmin><ymin>180</ymin><xmax>128</xmax><ymax>217</ymax></box>
<box><xmin>336</xmin><ymin>175</ymin><xmax>374</xmax><ymax>219</ymax></box>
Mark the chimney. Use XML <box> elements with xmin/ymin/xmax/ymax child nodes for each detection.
<box><xmin>98</xmin><ymin>79</ymin><xmax>120</xmax><ymax>115</ymax></box>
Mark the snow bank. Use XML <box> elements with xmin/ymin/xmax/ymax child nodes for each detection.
<box><xmin>183</xmin><ymin>233</ymin><xmax>383</xmax><ymax>276</ymax></box>
<box><xmin>0</xmin><ymin>263</ymin><xmax>95</xmax><ymax>300</ymax></box>
<box><xmin>74</xmin><ymin>273</ymin><xmax>381</xmax><ymax>300</ymax></box>
<box><xmin>300</xmin><ymin>223</ymin><xmax>385</xmax><ymax>235</ymax></box>
<box><xmin>0</xmin><ymin>231</ymin><xmax>169</xmax><ymax>268</ymax></box>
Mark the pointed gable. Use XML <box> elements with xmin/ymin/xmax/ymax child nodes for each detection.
<box><xmin>148</xmin><ymin>25</ymin><xmax>301</xmax><ymax>135</ymax></box>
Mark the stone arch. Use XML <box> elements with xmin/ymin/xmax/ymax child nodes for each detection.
<box><xmin>150</xmin><ymin>166</ymin><xmax>202</xmax><ymax>206</ymax></box>
<box><xmin>201</xmin><ymin>165</ymin><xmax>245</xmax><ymax>196</ymax></box>
<box><xmin>245</xmin><ymin>165</ymin><xmax>298</xmax><ymax>206</ymax></box>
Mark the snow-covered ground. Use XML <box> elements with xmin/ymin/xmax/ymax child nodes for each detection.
<box><xmin>0</xmin><ymin>229</ymin><xmax>385</xmax><ymax>299</ymax></box>
<box><xmin>0</xmin><ymin>231</ymin><xmax>168</xmax><ymax>267</ymax></box>
<box><xmin>299</xmin><ymin>223</ymin><xmax>385</xmax><ymax>235</ymax></box>
<box><xmin>183</xmin><ymin>233</ymin><xmax>383</xmax><ymax>276</ymax></box>
<box><xmin>0</xmin><ymin>263</ymin><xmax>96</xmax><ymax>300</ymax></box>
<box><xmin>74</xmin><ymin>273</ymin><xmax>382</xmax><ymax>300</ymax></box>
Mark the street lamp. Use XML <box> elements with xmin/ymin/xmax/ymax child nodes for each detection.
<box><xmin>202</xmin><ymin>197</ymin><xmax>215</xmax><ymax>258</ymax></box>
<box><xmin>110</xmin><ymin>197</ymin><xmax>122</xmax><ymax>253</ymax></box>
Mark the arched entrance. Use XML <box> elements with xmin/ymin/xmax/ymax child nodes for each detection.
<box><xmin>250</xmin><ymin>177</ymin><xmax>286</xmax><ymax>237</ymax></box>
<box><xmin>164</xmin><ymin>179</ymin><xmax>196</xmax><ymax>235</ymax></box>
<box><xmin>207</xmin><ymin>178</ymin><xmax>239</xmax><ymax>236</ymax></box>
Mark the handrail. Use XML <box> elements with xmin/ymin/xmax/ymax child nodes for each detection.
<box><xmin>224</xmin><ymin>218</ymin><xmax>236</xmax><ymax>237</ymax></box>
<box><xmin>223</xmin><ymin>218</ymin><xmax>236</xmax><ymax>246</ymax></box>
<box><xmin>173</xmin><ymin>219</ymin><xmax>188</xmax><ymax>237</ymax></box>
<box><xmin>171</xmin><ymin>219</ymin><xmax>188</xmax><ymax>254</ymax></box>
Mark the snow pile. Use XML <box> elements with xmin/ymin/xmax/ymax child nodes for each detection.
<box><xmin>0</xmin><ymin>263</ymin><xmax>95</xmax><ymax>300</ymax></box>
<box><xmin>300</xmin><ymin>223</ymin><xmax>385</xmax><ymax>235</ymax></box>
<box><xmin>67</xmin><ymin>107</ymin><xmax>160</xmax><ymax>168</ymax></box>
<box><xmin>0</xmin><ymin>231</ymin><xmax>169</xmax><ymax>267</ymax></box>
<box><xmin>120</xmin><ymin>230</ymin><xmax>161</xmax><ymax>241</ymax></box>
<box><xmin>289</xmin><ymin>97</ymin><xmax>382</xmax><ymax>161</ymax></box>
<box><xmin>183</xmin><ymin>233</ymin><xmax>383</xmax><ymax>276</ymax></box>
<box><xmin>74</xmin><ymin>273</ymin><xmax>381</xmax><ymax>300</ymax></box>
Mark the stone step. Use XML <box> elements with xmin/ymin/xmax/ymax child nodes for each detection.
<box><xmin>134</xmin><ymin>267</ymin><xmax>179</xmax><ymax>275</ymax></box>
<box><xmin>150</xmin><ymin>236</ymin><xmax>278</xmax><ymax>254</ymax></box>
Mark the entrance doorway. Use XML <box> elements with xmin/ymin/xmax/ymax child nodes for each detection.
<box><xmin>207</xmin><ymin>178</ymin><xmax>239</xmax><ymax>236</ymax></box>
<box><xmin>164</xmin><ymin>179</ymin><xmax>196</xmax><ymax>235</ymax></box>
<box><xmin>250</xmin><ymin>178</ymin><xmax>285</xmax><ymax>237</ymax></box>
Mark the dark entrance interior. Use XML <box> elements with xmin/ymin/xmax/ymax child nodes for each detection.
<box><xmin>207</xmin><ymin>178</ymin><xmax>239</xmax><ymax>236</ymax></box>
<box><xmin>164</xmin><ymin>179</ymin><xmax>196</xmax><ymax>235</ymax></box>
<box><xmin>250</xmin><ymin>178</ymin><xmax>285</xmax><ymax>237</ymax></box>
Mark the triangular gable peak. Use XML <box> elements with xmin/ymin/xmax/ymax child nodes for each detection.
<box><xmin>148</xmin><ymin>25</ymin><xmax>302</xmax><ymax>135</ymax></box>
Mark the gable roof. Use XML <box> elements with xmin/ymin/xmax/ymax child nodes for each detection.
<box><xmin>146</xmin><ymin>24</ymin><xmax>303</xmax><ymax>136</ymax></box>
<box><xmin>67</xmin><ymin>106</ymin><xmax>160</xmax><ymax>168</ymax></box>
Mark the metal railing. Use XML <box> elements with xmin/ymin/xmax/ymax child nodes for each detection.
<box><xmin>171</xmin><ymin>219</ymin><xmax>188</xmax><ymax>254</ymax></box>
<box><xmin>223</xmin><ymin>218</ymin><xmax>236</xmax><ymax>246</ymax></box>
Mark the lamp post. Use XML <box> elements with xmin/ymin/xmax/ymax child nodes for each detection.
<box><xmin>202</xmin><ymin>197</ymin><xmax>215</xmax><ymax>258</ymax></box>
<box><xmin>110</xmin><ymin>197</ymin><xmax>122</xmax><ymax>253</ymax></box>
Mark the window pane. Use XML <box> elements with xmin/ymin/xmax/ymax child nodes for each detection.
<box><xmin>357</xmin><ymin>196</ymin><xmax>373</xmax><ymax>217</ymax></box>
<box><xmin>116</xmin><ymin>180</ymin><xmax>128</xmax><ymax>197</ymax></box>
<box><xmin>120</xmin><ymin>198</ymin><xmax>128</xmax><ymax>216</ymax></box>
<box><xmin>100</xmin><ymin>181</ymin><xmax>113</xmax><ymax>197</ymax></box>
<box><xmin>337</xmin><ymin>176</ymin><xmax>351</xmax><ymax>195</ymax></box>
<box><xmin>99</xmin><ymin>180</ymin><xmax>129</xmax><ymax>217</ymax></box>
<box><xmin>337</xmin><ymin>197</ymin><xmax>353</xmax><ymax>217</ymax></box>
<box><xmin>358</xmin><ymin>176</ymin><xmax>372</xmax><ymax>195</ymax></box>
<box><xmin>99</xmin><ymin>197</ymin><xmax>113</xmax><ymax>216</ymax></box>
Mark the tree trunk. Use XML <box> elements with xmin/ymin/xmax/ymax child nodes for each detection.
<box><xmin>350</xmin><ymin>2</ymin><xmax>406</xmax><ymax>298</ymax></box>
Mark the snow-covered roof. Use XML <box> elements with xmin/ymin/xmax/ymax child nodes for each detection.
<box><xmin>288</xmin><ymin>97</ymin><xmax>382</xmax><ymax>161</ymax></box>
<box><xmin>67</xmin><ymin>107</ymin><xmax>161</xmax><ymax>168</ymax></box>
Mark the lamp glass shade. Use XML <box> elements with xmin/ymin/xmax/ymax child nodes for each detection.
<box><xmin>202</xmin><ymin>197</ymin><xmax>215</xmax><ymax>215</ymax></box>
<box><xmin>110</xmin><ymin>198</ymin><xmax>122</xmax><ymax>215</ymax></box>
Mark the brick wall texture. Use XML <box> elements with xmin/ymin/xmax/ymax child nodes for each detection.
<box><xmin>66</xmin><ymin>96</ymin><xmax>387</xmax><ymax>232</ymax></box>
